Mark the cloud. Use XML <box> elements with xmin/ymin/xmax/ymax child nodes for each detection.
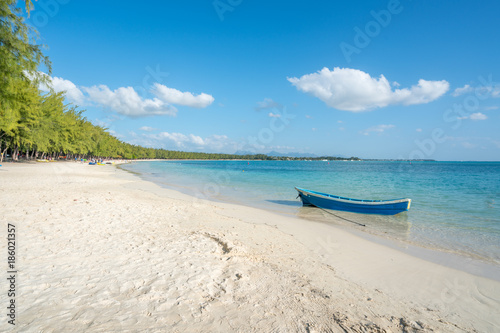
<box><xmin>50</xmin><ymin>77</ymin><xmax>86</xmax><ymax>105</ymax></box>
<box><xmin>457</xmin><ymin>112</ymin><xmax>488</xmax><ymax>121</ymax></box>
<box><xmin>288</xmin><ymin>67</ymin><xmax>449</xmax><ymax>112</ymax></box>
<box><xmin>255</xmin><ymin>98</ymin><xmax>282</xmax><ymax>111</ymax></box>
<box><xmin>268</xmin><ymin>112</ymin><xmax>281</xmax><ymax>118</ymax></box>
<box><xmin>469</xmin><ymin>112</ymin><xmax>488</xmax><ymax>120</ymax></box>
<box><xmin>451</xmin><ymin>83</ymin><xmax>500</xmax><ymax>98</ymax></box>
<box><xmin>150</xmin><ymin>132</ymin><xmax>204</xmax><ymax>148</ymax></box>
<box><xmin>153</xmin><ymin>83</ymin><xmax>214</xmax><ymax>108</ymax></box>
<box><xmin>93</xmin><ymin>118</ymin><xmax>110</xmax><ymax>128</ymax></box>
<box><xmin>139</xmin><ymin>126</ymin><xmax>158</xmax><ymax>132</ymax></box>
<box><xmin>452</xmin><ymin>84</ymin><xmax>474</xmax><ymax>97</ymax></box>
<box><xmin>39</xmin><ymin>74</ymin><xmax>85</xmax><ymax>105</ymax></box>
<box><xmin>416</xmin><ymin>128</ymin><xmax>422</xmax><ymax>132</ymax></box>
<box><xmin>84</xmin><ymin>85</ymin><xmax>177</xmax><ymax>117</ymax></box>
<box><xmin>38</xmin><ymin>72</ymin><xmax>214</xmax><ymax>117</ymax></box>
<box><xmin>107</xmin><ymin>129</ymin><xmax>125</xmax><ymax>139</ymax></box>
<box><xmin>361</xmin><ymin>124</ymin><xmax>395</xmax><ymax>136</ymax></box>
<box><xmin>138</xmin><ymin>132</ymin><xmax>237</xmax><ymax>152</ymax></box>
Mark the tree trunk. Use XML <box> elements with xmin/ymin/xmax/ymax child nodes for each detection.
<box><xmin>13</xmin><ymin>146</ymin><xmax>19</xmax><ymax>161</ymax></box>
<box><xmin>0</xmin><ymin>148</ymin><xmax>6</xmax><ymax>163</ymax></box>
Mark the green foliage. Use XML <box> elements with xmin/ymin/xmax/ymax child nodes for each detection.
<box><xmin>0</xmin><ymin>0</ymin><xmax>51</xmax><ymax>105</ymax></box>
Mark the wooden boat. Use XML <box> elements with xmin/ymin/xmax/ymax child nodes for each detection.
<box><xmin>295</xmin><ymin>187</ymin><xmax>411</xmax><ymax>215</ymax></box>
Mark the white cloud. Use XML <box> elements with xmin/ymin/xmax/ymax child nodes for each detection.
<box><xmin>268</xmin><ymin>112</ymin><xmax>281</xmax><ymax>118</ymax></box>
<box><xmin>255</xmin><ymin>98</ymin><xmax>281</xmax><ymax>111</ymax></box>
<box><xmin>50</xmin><ymin>77</ymin><xmax>86</xmax><ymax>105</ymax></box>
<box><xmin>451</xmin><ymin>83</ymin><xmax>500</xmax><ymax>98</ymax></box>
<box><xmin>93</xmin><ymin>118</ymin><xmax>110</xmax><ymax>128</ymax></box>
<box><xmin>139</xmin><ymin>126</ymin><xmax>158</xmax><ymax>132</ymax></box>
<box><xmin>457</xmin><ymin>112</ymin><xmax>488</xmax><ymax>121</ymax></box>
<box><xmin>361</xmin><ymin>124</ymin><xmax>395</xmax><ymax>136</ymax></box>
<box><xmin>138</xmin><ymin>132</ymin><xmax>237</xmax><ymax>152</ymax></box>
<box><xmin>469</xmin><ymin>112</ymin><xmax>488</xmax><ymax>120</ymax></box>
<box><xmin>153</xmin><ymin>83</ymin><xmax>214</xmax><ymax>108</ymax></box>
<box><xmin>37</xmin><ymin>72</ymin><xmax>213</xmax><ymax>117</ymax></box>
<box><xmin>84</xmin><ymin>85</ymin><xmax>177</xmax><ymax>117</ymax></box>
<box><xmin>107</xmin><ymin>129</ymin><xmax>125</xmax><ymax>139</ymax></box>
<box><xmin>452</xmin><ymin>84</ymin><xmax>474</xmax><ymax>97</ymax></box>
<box><xmin>39</xmin><ymin>74</ymin><xmax>85</xmax><ymax>105</ymax></box>
<box><xmin>154</xmin><ymin>132</ymin><xmax>204</xmax><ymax>148</ymax></box>
<box><xmin>288</xmin><ymin>67</ymin><xmax>449</xmax><ymax>112</ymax></box>
<box><xmin>416</xmin><ymin>128</ymin><xmax>422</xmax><ymax>132</ymax></box>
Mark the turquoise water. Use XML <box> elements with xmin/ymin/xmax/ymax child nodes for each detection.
<box><xmin>121</xmin><ymin>160</ymin><xmax>500</xmax><ymax>265</ymax></box>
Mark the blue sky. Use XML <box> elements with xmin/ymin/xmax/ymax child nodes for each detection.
<box><xmin>25</xmin><ymin>0</ymin><xmax>500</xmax><ymax>160</ymax></box>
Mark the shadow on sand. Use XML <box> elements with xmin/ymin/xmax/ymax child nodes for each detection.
<box><xmin>266</xmin><ymin>199</ymin><xmax>302</xmax><ymax>207</ymax></box>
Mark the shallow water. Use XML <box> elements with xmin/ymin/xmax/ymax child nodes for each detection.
<box><xmin>121</xmin><ymin>160</ymin><xmax>500</xmax><ymax>265</ymax></box>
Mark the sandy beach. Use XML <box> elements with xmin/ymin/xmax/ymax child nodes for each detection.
<box><xmin>0</xmin><ymin>161</ymin><xmax>499</xmax><ymax>332</ymax></box>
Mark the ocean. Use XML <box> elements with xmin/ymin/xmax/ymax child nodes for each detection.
<box><xmin>120</xmin><ymin>160</ymin><xmax>500</xmax><ymax>266</ymax></box>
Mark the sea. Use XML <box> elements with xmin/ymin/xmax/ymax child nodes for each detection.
<box><xmin>121</xmin><ymin>160</ymin><xmax>500</xmax><ymax>269</ymax></box>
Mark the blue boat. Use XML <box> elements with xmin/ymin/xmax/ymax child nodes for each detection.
<box><xmin>295</xmin><ymin>187</ymin><xmax>411</xmax><ymax>215</ymax></box>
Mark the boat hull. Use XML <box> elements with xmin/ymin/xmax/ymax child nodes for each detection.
<box><xmin>296</xmin><ymin>187</ymin><xmax>410</xmax><ymax>215</ymax></box>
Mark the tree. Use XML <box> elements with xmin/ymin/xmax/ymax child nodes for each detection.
<box><xmin>0</xmin><ymin>0</ymin><xmax>51</xmax><ymax>103</ymax></box>
<box><xmin>1</xmin><ymin>0</ymin><xmax>50</xmax><ymax>161</ymax></box>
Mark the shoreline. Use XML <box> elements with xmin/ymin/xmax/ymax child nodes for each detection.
<box><xmin>1</xmin><ymin>161</ymin><xmax>499</xmax><ymax>331</ymax></box>
<box><xmin>120</xmin><ymin>160</ymin><xmax>500</xmax><ymax>281</ymax></box>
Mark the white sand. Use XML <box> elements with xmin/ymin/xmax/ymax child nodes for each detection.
<box><xmin>0</xmin><ymin>161</ymin><xmax>499</xmax><ymax>332</ymax></box>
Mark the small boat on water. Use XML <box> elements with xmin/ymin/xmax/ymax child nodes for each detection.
<box><xmin>295</xmin><ymin>187</ymin><xmax>411</xmax><ymax>215</ymax></box>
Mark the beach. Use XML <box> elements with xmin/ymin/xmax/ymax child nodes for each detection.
<box><xmin>0</xmin><ymin>162</ymin><xmax>499</xmax><ymax>332</ymax></box>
